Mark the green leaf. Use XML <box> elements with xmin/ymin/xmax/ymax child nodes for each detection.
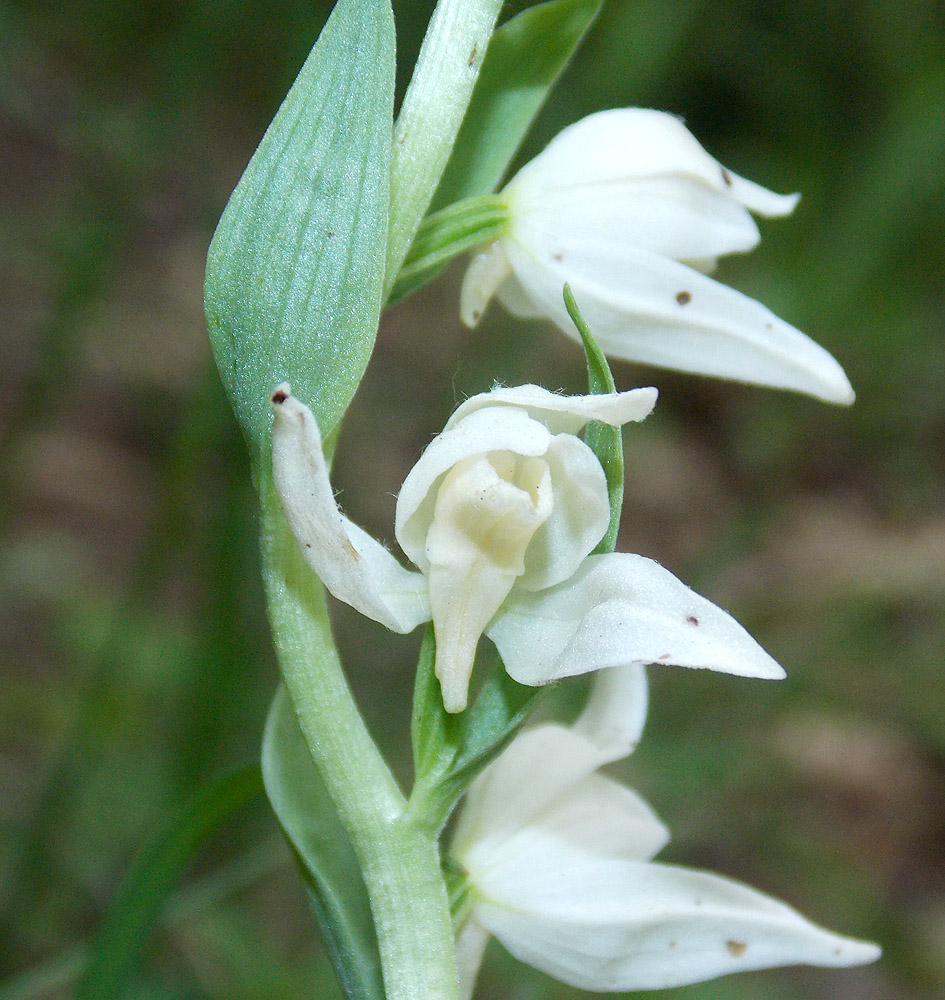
<box><xmin>433</xmin><ymin>0</ymin><xmax>602</xmax><ymax>208</ymax></box>
<box><xmin>563</xmin><ymin>284</ymin><xmax>624</xmax><ymax>555</ymax></box>
<box><xmin>205</xmin><ymin>0</ymin><xmax>395</xmax><ymax>465</ymax></box>
<box><xmin>75</xmin><ymin>768</ymin><xmax>263</xmax><ymax>1000</ymax></box>
<box><xmin>262</xmin><ymin>686</ymin><xmax>384</xmax><ymax>1000</ymax></box>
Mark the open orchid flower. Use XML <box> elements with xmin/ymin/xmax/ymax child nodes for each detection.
<box><xmin>271</xmin><ymin>382</ymin><xmax>785</xmax><ymax>712</ymax></box>
<box><xmin>460</xmin><ymin>108</ymin><xmax>854</xmax><ymax>405</ymax></box>
<box><xmin>450</xmin><ymin>664</ymin><xmax>881</xmax><ymax>997</ymax></box>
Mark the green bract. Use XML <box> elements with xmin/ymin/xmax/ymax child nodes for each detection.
<box><xmin>204</xmin><ymin>0</ymin><xmax>395</xmax><ymax>466</ymax></box>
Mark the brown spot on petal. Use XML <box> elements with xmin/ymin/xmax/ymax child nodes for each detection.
<box><xmin>658</xmin><ymin>653</ymin><xmax>671</xmax><ymax>660</ymax></box>
<box><xmin>686</xmin><ymin>614</ymin><xmax>700</xmax><ymax>626</ymax></box>
<box><xmin>721</xmin><ymin>167</ymin><xmax>733</xmax><ymax>187</ymax></box>
<box><xmin>468</xmin><ymin>44</ymin><xmax>477</xmax><ymax>66</ymax></box>
<box><xmin>271</xmin><ymin>388</ymin><xmax>289</xmax><ymax>405</ymax></box>
<box><xmin>676</xmin><ymin>290</ymin><xmax>692</xmax><ymax>305</ymax></box>
<box><xmin>552</xmin><ymin>252</ymin><xmax>564</xmax><ymax>262</ymax></box>
<box><xmin>726</xmin><ymin>940</ymin><xmax>748</xmax><ymax>957</ymax></box>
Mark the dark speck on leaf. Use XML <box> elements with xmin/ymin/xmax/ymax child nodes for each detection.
<box><xmin>686</xmin><ymin>614</ymin><xmax>699</xmax><ymax>626</ymax></box>
<box><xmin>327</xmin><ymin>231</ymin><xmax>334</xmax><ymax>238</ymax></box>
<box><xmin>676</xmin><ymin>290</ymin><xmax>691</xmax><ymax>305</ymax></box>
<box><xmin>726</xmin><ymin>940</ymin><xmax>748</xmax><ymax>957</ymax></box>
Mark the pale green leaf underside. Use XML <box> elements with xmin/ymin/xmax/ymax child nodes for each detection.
<box><xmin>205</xmin><ymin>0</ymin><xmax>395</xmax><ymax>463</ymax></box>
<box><xmin>262</xmin><ymin>686</ymin><xmax>384</xmax><ymax>1000</ymax></box>
<box><xmin>433</xmin><ymin>0</ymin><xmax>602</xmax><ymax>208</ymax></box>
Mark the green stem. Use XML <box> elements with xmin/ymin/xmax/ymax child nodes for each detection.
<box><xmin>388</xmin><ymin>194</ymin><xmax>508</xmax><ymax>305</ymax></box>
<box><xmin>259</xmin><ymin>480</ymin><xmax>459</xmax><ymax>1000</ymax></box>
<box><xmin>385</xmin><ymin>0</ymin><xmax>505</xmax><ymax>297</ymax></box>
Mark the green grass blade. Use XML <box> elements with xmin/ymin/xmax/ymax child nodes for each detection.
<box><xmin>433</xmin><ymin>0</ymin><xmax>602</xmax><ymax>207</ymax></box>
<box><xmin>74</xmin><ymin>767</ymin><xmax>263</xmax><ymax>1000</ymax></box>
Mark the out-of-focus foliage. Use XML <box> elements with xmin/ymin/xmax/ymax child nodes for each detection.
<box><xmin>1</xmin><ymin>1</ymin><xmax>942</xmax><ymax>998</ymax></box>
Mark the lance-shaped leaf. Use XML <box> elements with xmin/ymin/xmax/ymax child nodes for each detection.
<box><xmin>262</xmin><ymin>686</ymin><xmax>384</xmax><ymax>1000</ymax></box>
<box><xmin>205</xmin><ymin>0</ymin><xmax>395</xmax><ymax>464</ymax></box>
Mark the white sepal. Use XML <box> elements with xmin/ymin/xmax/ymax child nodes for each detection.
<box><xmin>445</xmin><ymin>382</ymin><xmax>658</xmax><ymax>435</ymax></box>
<box><xmin>501</xmin><ymin>237</ymin><xmax>854</xmax><ymax>404</ymax></box>
<box><xmin>270</xmin><ymin>385</ymin><xmax>429</xmax><ymax>633</ymax></box>
<box><xmin>487</xmin><ymin>552</ymin><xmax>785</xmax><ymax>685</ymax></box>
<box><xmin>471</xmin><ymin>853</ymin><xmax>881</xmax><ymax>991</ymax></box>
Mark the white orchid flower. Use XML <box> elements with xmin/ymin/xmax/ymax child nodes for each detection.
<box><xmin>460</xmin><ymin>108</ymin><xmax>854</xmax><ymax>405</ymax></box>
<box><xmin>450</xmin><ymin>664</ymin><xmax>881</xmax><ymax>997</ymax></box>
<box><xmin>271</xmin><ymin>382</ymin><xmax>785</xmax><ymax>713</ymax></box>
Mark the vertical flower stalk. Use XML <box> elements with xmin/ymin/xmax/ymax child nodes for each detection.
<box><xmin>260</xmin><ymin>480</ymin><xmax>460</xmax><ymax>1000</ymax></box>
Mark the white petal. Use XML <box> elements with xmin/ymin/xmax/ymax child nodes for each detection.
<box><xmin>395</xmin><ymin>406</ymin><xmax>554</xmax><ymax>572</ymax></box>
<box><xmin>510</xmin><ymin>174</ymin><xmax>763</xmax><ymax>261</ymax></box>
<box><xmin>517</xmin><ymin>432</ymin><xmax>609</xmax><ymax>591</ymax></box>
<box><xmin>454</xmin><ymin>919</ymin><xmax>490</xmax><ymax>1000</ymax></box>
<box><xmin>724</xmin><ymin>170</ymin><xmax>801</xmax><ymax>218</ymax></box>
<box><xmin>473</xmin><ymin>855</ymin><xmax>880</xmax><ymax>991</ymax></box>
<box><xmin>424</xmin><ymin>452</ymin><xmax>554</xmax><ymax>713</ymax></box>
<box><xmin>572</xmin><ymin>663</ymin><xmax>649</xmax><ymax>762</ymax></box>
<box><xmin>470</xmin><ymin>772</ymin><xmax>670</xmax><ymax>877</ymax></box>
<box><xmin>270</xmin><ymin>385</ymin><xmax>429</xmax><ymax>633</ymax></box>
<box><xmin>460</xmin><ymin>241</ymin><xmax>512</xmax><ymax>327</ymax></box>
<box><xmin>446</xmin><ymin>383</ymin><xmax>658</xmax><ymax>436</ymax></box>
<box><xmin>487</xmin><ymin>552</ymin><xmax>785</xmax><ymax>684</ymax></box>
<box><xmin>506</xmin><ymin>109</ymin><xmax>727</xmax><ymax>199</ymax></box>
<box><xmin>452</xmin><ymin>724</ymin><xmax>610</xmax><ymax>863</ymax></box>
<box><xmin>503</xmin><ymin>236</ymin><xmax>854</xmax><ymax>404</ymax></box>
<box><xmin>506</xmin><ymin>108</ymin><xmax>798</xmax><ymax>219</ymax></box>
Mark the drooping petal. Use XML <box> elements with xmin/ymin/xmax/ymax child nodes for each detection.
<box><xmin>424</xmin><ymin>452</ymin><xmax>554</xmax><ymax>713</ymax></box>
<box><xmin>446</xmin><ymin>383</ymin><xmax>658</xmax><ymax>436</ymax></box>
<box><xmin>461</xmin><ymin>241</ymin><xmax>513</xmax><ymax>327</ymax></box>
<box><xmin>270</xmin><ymin>385</ymin><xmax>429</xmax><ymax>633</ymax></box>
<box><xmin>571</xmin><ymin>662</ymin><xmax>649</xmax><ymax>762</ymax></box>
<box><xmin>455</xmin><ymin>918</ymin><xmax>490</xmax><ymax>1000</ymax></box>
<box><xmin>501</xmin><ymin>235</ymin><xmax>854</xmax><ymax>404</ymax></box>
<box><xmin>487</xmin><ymin>552</ymin><xmax>785</xmax><ymax>684</ymax></box>
<box><xmin>471</xmin><ymin>852</ymin><xmax>880</xmax><ymax>991</ymax></box>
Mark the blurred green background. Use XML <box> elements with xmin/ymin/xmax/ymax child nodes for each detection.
<box><xmin>1</xmin><ymin>0</ymin><xmax>943</xmax><ymax>997</ymax></box>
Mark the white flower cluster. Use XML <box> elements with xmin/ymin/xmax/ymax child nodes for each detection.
<box><xmin>270</xmin><ymin>106</ymin><xmax>877</xmax><ymax>997</ymax></box>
